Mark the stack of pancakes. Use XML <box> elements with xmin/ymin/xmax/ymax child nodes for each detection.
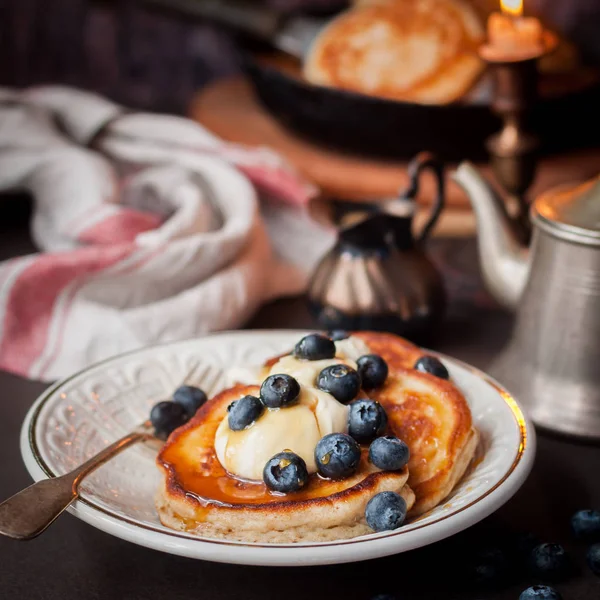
<box><xmin>304</xmin><ymin>0</ymin><xmax>486</xmax><ymax>104</ymax></box>
<box><xmin>156</xmin><ymin>332</ymin><xmax>479</xmax><ymax>543</ymax></box>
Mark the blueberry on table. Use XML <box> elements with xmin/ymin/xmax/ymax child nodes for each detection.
<box><xmin>228</xmin><ymin>395</ymin><xmax>264</xmax><ymax>431</ymax></box>
<box><xmin>260</xmin><ymin>374</ymin><xmax>301</xmax><ymax>408</ymax></box>
<box><xmin>357</xmin><ymin>354</ymin><xmax>389</xmax><ymax>389</ymax></box>
<box><xmin>173</xmin><ymin>385</ymin><xmax>207</xmax><ymax>417</ymax></box>
<box><xmin>571</xmin><ymin>509</ymin><xmax>600</xmax><ymax>541</ymax></box>
<box><xmin>519</xmin><ymin>585</ymin><xmax>562</xmax><ymax>600</ymax></box>
<box><xmin>365</xmin><ymin>491</ymin><xmax>407</xmax><ymax>532</ymax></box>
<box><xmin>316</xmin><ymin>364</ymin><xmax>361</xmax><ymax>404</ymax></box>
<box><xmin>530</xmin><ymin>543</ymin><xmax>569</xmax><ymax>579</ymax></box>
<box><xmin>587</xmin><ymin>543</ymin><xmax>600</xmax><ymax>575</ymax></box>
<box><xmin>369</xmin><ymin>436</ymin><xmax>410</xmax><ymax>471</ymax></box>
<box><xmin>150</xmin><ymin>401</ymin><xmax>189</xmax><ymax>440</ymax></box>
<box><xmin>348</xmin><ymin>399</ymin><xmax>387</xmax><ymax>443</ymax></box>
<box><xmin>315</xmin><ymin>433</ymin><xmax>361</xmax><ymax>479</ymax></box>
<box><xmin>413</xmin><ymin>356</ymin><xmax>449</xmax><ymax>379</ymax></box>
<box><xmin>263</xmin><ymin>451</ymin><xmax>308</xmax><ymax>493</ymax></box>
<box><xmin>293</xmin><ymin>334</ymin><xmax>336</xmax><ymax>360</ymax></box>
<box><xmin>328</xmin><ymin>330</ymin><xmax>349</xmax><ymax>341</ymax></box>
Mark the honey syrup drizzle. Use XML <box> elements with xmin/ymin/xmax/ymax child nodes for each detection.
<box><xmin>160</xmin><ymin>429</ymin><xmax>374</xmax><ymax>508</ymax></box>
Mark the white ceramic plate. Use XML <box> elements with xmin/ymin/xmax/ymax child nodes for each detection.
<box><xmin>21</xmin><ymin>330</ymin><xmax>535</xmax><ymax>566</ymax></box>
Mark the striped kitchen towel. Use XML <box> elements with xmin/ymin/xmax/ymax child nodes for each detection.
<box><xmin>0</xmin><ymin>86</ymin><xmax>333</xmax><ymax>382</ymax></box>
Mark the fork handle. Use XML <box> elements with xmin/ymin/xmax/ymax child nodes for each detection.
<box><xmin>0</xmin><ymin>429</ymin><xmax>149</xmax><ymax>540</ymax></box>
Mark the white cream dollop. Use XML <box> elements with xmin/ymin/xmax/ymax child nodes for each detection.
<box><xmin>215</xmin><ymin>336</ymin><xmax>371</xmax><ymax>481</ymax></box>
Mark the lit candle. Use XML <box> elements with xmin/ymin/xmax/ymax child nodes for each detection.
<box><xmin>482</xmin><ymin>0</ymin><xmax>547</xmax><ymax>61</ymax></box>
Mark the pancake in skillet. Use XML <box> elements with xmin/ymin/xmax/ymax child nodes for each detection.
<box><xmin>304</xmin><ymin>0</ymin><xmax>485</xmax><ymax>104</ymax></box>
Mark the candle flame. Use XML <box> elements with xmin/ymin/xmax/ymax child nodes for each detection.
<box><xmin>500</xmin><ymin>0</ymin><xmax>523</xmax><ymax>17</ymax></box>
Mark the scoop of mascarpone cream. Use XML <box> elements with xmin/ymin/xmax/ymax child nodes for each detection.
<box><xmin>215</xmin><ymin>336</ymin><xmax>371</xmax><ymax>481</ymax></box>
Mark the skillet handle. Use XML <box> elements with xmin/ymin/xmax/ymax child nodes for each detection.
<box><xmin>402</xmin><ymin>152</ymin><xmax>446</xmax><ymax>244</ymax></box>
<box><xmin>140</xmin><ymin>0</ymin><xmax>283</xmax><ymax>41</ymax></box>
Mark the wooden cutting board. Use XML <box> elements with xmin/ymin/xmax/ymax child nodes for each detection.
<box><xmin>189</xmin><ymin>77</ymin><xmax>600</xmax><ymax>235</ymax></box>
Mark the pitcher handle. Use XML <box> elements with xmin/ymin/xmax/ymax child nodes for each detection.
<box><xmin>402</xmin><ymin>152</ymin><xmax>446</xmax><ymax>243</ymax></box>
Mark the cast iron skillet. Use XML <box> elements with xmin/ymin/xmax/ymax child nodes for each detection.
<box><xmin>141</xmin><ymin>0</ymin><xmax>600</xmax><ymax>161</ymax></box>
<box><xmin>242</xmin><ymin>55</ymin><xmax>498</xmax><ymax>161</ymax></box>
<box><xmin>243</xmin><ymin>53</ymin><xmax>600</xmax><ymax>161</ymax></box>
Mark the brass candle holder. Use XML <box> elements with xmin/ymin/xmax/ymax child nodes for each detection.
<box><xmin>480</xmin><ymin>32</ymin><xmax>558</xmax><ymax>243</ymax></box>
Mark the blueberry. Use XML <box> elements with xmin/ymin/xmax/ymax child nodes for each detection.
<box><xmin>530</xmin><ymin>543</ymin><xmax>569</xmax><ymax>579</ymax></box>
<box><xmin>316</xmin><ymin>364</ymin><xmax>361</xmax><ymax>404</ymax></box>
<box><xmin>571</xmin><ymin>509</ymin><xmax>600</xmax><ymax>541</ymax></box>
<box><xmin>519</xmin><ymin>585</ymin><xmax>562</xmax><ymax>600</ymax></box>
<box><xmin>348</xmin><ymin>399</ymin><xmax>387</xmax><ymax>442</ymax></box>
<box><xmin>314</xmin><ymin>433</ymin><xmax>361</xmax><ymax>479</ymax></box>
<box><xmin>357</xmin><ymin>354</ymin><xmax>389</xmax><ymax>389</ymax></box>
<box><xmin>587</xmin><ymin>543</ymin><xmax>600</xmax><ymax>575</ymax></box>
<box><xmin>329</xmin><ymin>330</ymin><xmax>349</xmax><ymax>341</ymax></box>
<box><xmin>414</xmin><ymin>355</ymin><xmax>449</xmax><ymax>379</ymax></box>
<box><xmin>260</xmin><ymin>374</ymin><xmax>301</xmax><ymax>408</ymax></box>
<box><xmin>263</xmin><ymin>451</ymin><xmax>308</xmax><ymax>493</ymax></box>
<box><xmin>150</xmin><ymin>401</ymin><xmax>189</xmax><ymax>439</ymax></box>
<box><xmin>293</xmin><ymin>334</ymin><xmax>336</xmax><ymax>360</ymax></box>
<box><xmin>369</xmin><ymin>436</ymin><xmax>410</xmax><ymax>471</ymax></box>
<box><xmin>365</xmin><ymin>491</ymin><xmax>407</xmax><ymax>532</ymax></box>
<box><xmin>173</xmin><ymin>385</ymin><xmax>207</xmax><ymax>417</ymax></box>
<box><xmin>228</xmin><ymin>395</ymin><xmax>264</xmax><ymax>431</ymax></box>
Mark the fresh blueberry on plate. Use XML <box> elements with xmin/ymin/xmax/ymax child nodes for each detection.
<box><xmin>348</xmin><ymin>399</ymin><xmax>387</xmax><ymax>442</ymax></box>
<box><xmin>414</xmin><ymin>356</ymin><xmax>449</xmax><ymax>379</ymax></box>
<box><xmin>228</xmin><ymin>395</ymin><xmax>264</xmax><ymax>431</ymax></box>
<box><xmin>369</xmin><ymin>436</ymin><xmax>410</xmax><ymax>471</ymax></box>
<box><xmin>263</xmin><ymin>451</ymin><xmax>308</xmax><ymax>493</ymax></box>
<box><xmin>173</xmin><ymin>385</ymin><xmax>207</xmax><ymax>417</ymax></box>
<box><xmin>365</xmin><ymin>491</ymin><xmax>407</xmax><ymax>532</ymax></box>
<box><xmin>260</xmin><ymin>374</ymin><xmax>301</xmax><ymax>408</ymax></box>
<box><xmin>315</xmin><ymin>433</ymin><xmax>361</xmax><ymax>479</ymax></box>
<box><xmin>329</xmin><ymin>330</ymin><xmax>349</xmax><ymax>341</ymax></box>
<box><xmin>357</xmin><ymin>354</ymin><xmax>388</xmax><ymax>389</ymax></box>
<box><xmin>316</xmin><ymin>364</ymin><xmax>361</xmax><ymax>404</ymax></box>
<box><xmin>293</xmin><ymin>334</ymin><xmax>336</xmax><ymax>360</ymax></box>
<box><xmin>587</xmin><ymin>543</ymin><xmax>600</xmax><ymax>575</ymax></box>
<box><xmin>530</xmin><ymin>543</ymin><xmax>569</xmax><ymax>579</ymax></box>
<box><xmin>150</xmin><ymin>401</ymin><xmax>189</xmax><ymax>440</ymax></box>
<box><xmin>519</xmin><ymin>585</ymin><xmax>562</xmax><ymax>600</ymax></box>
<box><xmin>571</xmin><ymin>509</ymin><xmax>600</xmax><ymax>541</ymax></box>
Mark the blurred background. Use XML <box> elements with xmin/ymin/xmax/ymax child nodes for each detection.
<box><xmin>0</xmin><ymin>0</ymin><xmax>599</xmax><ymax>114</ymax></box>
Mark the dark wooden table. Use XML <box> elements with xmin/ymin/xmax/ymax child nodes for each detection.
<box><xmin>1</xmin><ymin>196</ymin><xmax>599</xmax><ymax>599</ymax></box>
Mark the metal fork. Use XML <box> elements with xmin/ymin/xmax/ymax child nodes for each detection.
<box><xmin>0</xmin><ymin>363</ymin><xmax>223</xmax><ymax>540</ymax></box>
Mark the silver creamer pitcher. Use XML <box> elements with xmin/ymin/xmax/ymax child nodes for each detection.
<box><xmin>454</xmin><ymin>163</ymin><xmax>600</xmax><ymax>439</ymax></box>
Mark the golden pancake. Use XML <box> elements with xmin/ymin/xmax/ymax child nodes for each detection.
<box><xmin>354</xmin><ymin>332</ymin><xmax>479</xmax><ymax>515</ymax></box>
<box><xmin>264</xmin><ymin>331</ymin><xmax>478</xmax><ymax>516</ymax></box>
<box><xmin>304</xmin><ymin>0</ymin><xmax>485</xmax><ymax>104</ymax></box>
<box><xmin>156</xmin><ymin>331</ymin><xmax>478</xmax><ymax>541</ymax></box>
<box><xmin>157</xmin><ymin>383</ymin><xmax>414</xmax><ymax>543</ymax></box>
